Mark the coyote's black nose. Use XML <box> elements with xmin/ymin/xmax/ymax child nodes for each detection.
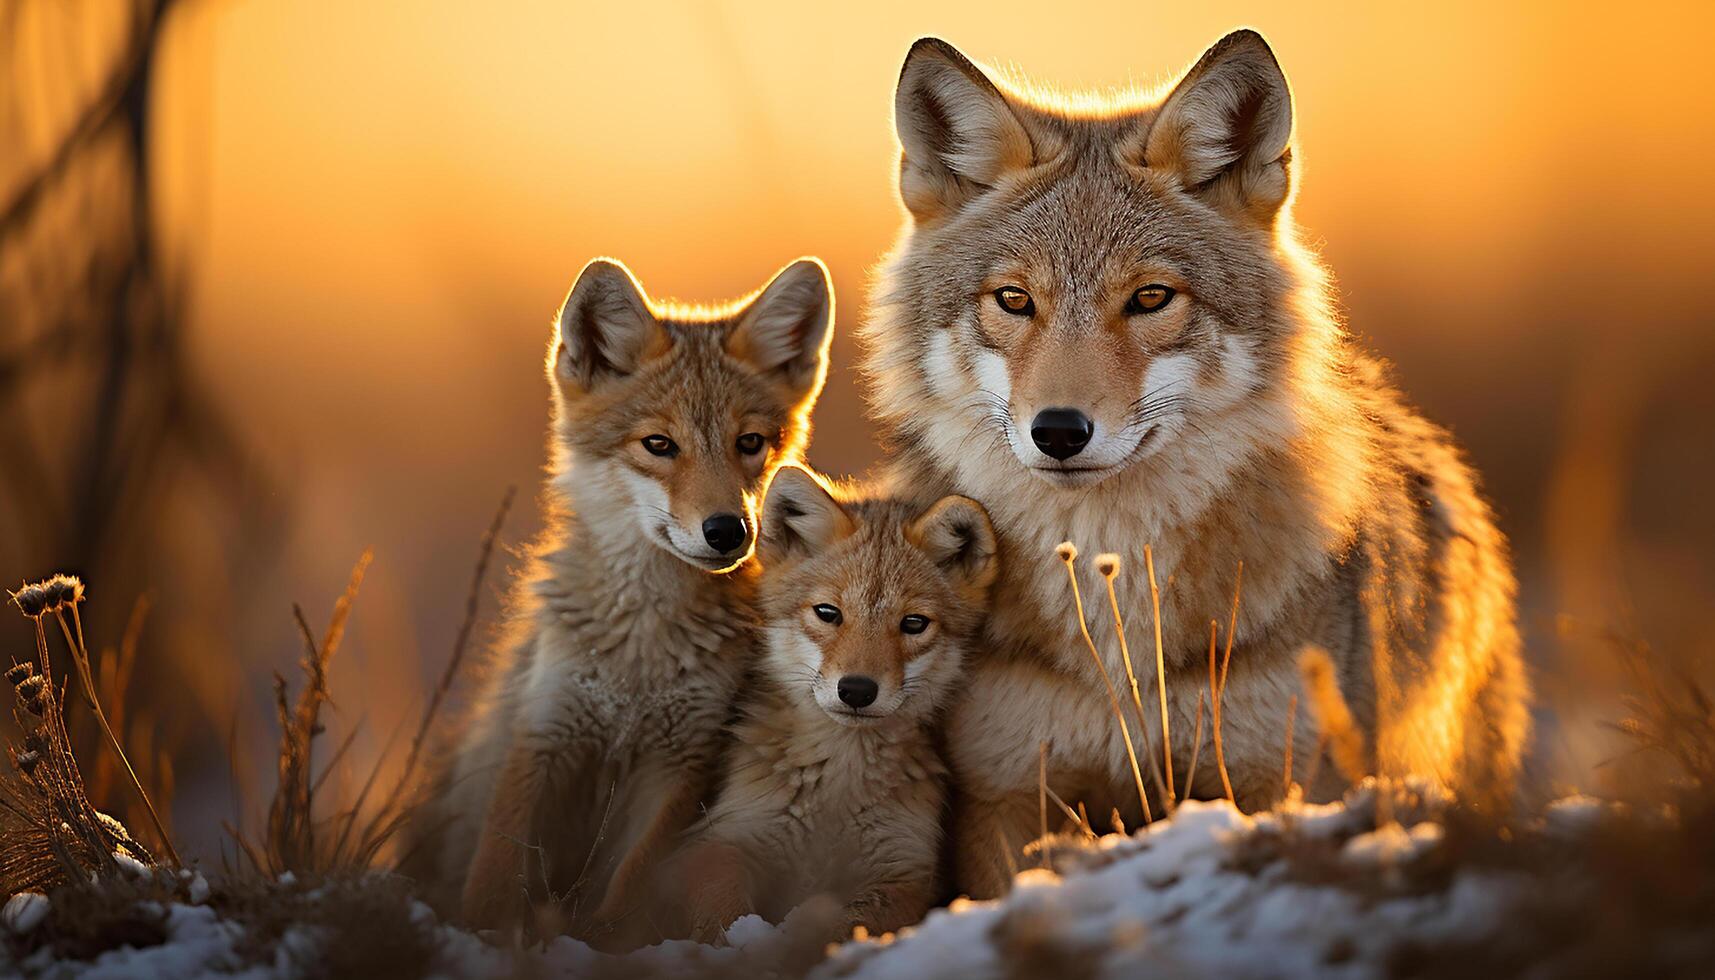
<box><xmin>702</xmin><ymin>513</ymin><xmax>748</xmax><ymax>554</ymax></box>
<box><xmin>1030</xmin><ymin>408</ymin><xmax>1094</xmax><ymax>460</ymax></box>
<box><xmin>836</xmin><ymin>675</ymin><xmax>879</xmax><ymax>709</ymax></box>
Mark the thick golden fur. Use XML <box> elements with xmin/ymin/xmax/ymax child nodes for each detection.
<box><xmin>402</xmin><ymin>257</ymin><xmax>834</xmax><ymax>946</ymax></box>
<box><xmin>858</xmin><ymin>32</ymin><xmax>1529</xmax><ymax>898</ymax></box>
<box><xmin>673</xmin><ymin>467</ymin><xmax>997</xmax><ymax>941</ymax></box>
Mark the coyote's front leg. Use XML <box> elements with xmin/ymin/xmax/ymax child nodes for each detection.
<box><xmin>847</xmin><ymin>878</ymin><xmax>933</xmax><ymax>937</ymax></box>
<box><xmin>952</xmin><ymin>789</ymin><xmax>1041</xmax><ymax>900</ymax></box>
<box><xmin>461</xmin><ymin>738</ymin><xmax>549</xmax><ymax>931</ymax></box>
<box><xmin>591</xmin><ymin>768</ymin><xmax>702</xmax><ymax>926</ymax></box>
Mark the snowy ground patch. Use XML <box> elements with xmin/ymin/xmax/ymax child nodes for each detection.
<box><xmin>4</xmin><ymin>783</ymin><xmax>1712</xmax><ymax>978</ymax></box>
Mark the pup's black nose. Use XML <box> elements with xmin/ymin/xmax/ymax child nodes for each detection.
<box><xmin>701</xmin><ymin>513</ymin><xmax>748</xmax><ymax>554</ymax></box>
<box><xmin>1030</xmin><ymin>408</ymin><xmax>1094</xmax><ymax>460</ymax></box>
<box><xmin>836</xmin><ymin>676</ymin><xmax>879</xmax><ymax>709</ymax></box>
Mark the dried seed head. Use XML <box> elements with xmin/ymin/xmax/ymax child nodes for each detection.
<box><xmin>1095</xmin><ymin>553</ymin><xmax>1122</xmax><ymax>579</ymax></box>
<box><xmin>24</xmin><ymin>694</ymin><xmax>46</xmax><ymax>716</ymax></box>
<box><xmin>9</xmin><ymin>574</ymin><xmax>85</xmax><ymax>617</ymax></box>
<box><xmin>5</xmin><ymin>663</ymin><xmax>32</xmax><ymax>686</ymax></box>
<box><xmin>1056</xmin><ymin>542</ymin><xmax>1078</xmax><ymax>563</ymax></box>
<box><xmin>44</xmin><ymin>574</ymin><xmax>85</xmax><ymax>609</ymax></box>
<box><xmin>16</xmin><ymin>749</ymin><xmax>39</xmax><ymax>774</ymax></box>
<box><xmin>16</xmin><ymin>674</ymin><xmax>45</xmax><ymax>702</ymax></box>
<box><xmin>8</xmin><ymin>583</ymin><xmax>50</xmax><ymax>618</ymax></box>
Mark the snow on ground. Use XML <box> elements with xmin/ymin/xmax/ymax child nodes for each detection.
<box><xmin>826</xmin><ymin>791</ymin><xmax>1517</xmax><ymax>979</ymax></box>
<box><xmin>0</xmin><ymin>785</ymin><xmax>1624</xmax><ymax>978</ymax></box>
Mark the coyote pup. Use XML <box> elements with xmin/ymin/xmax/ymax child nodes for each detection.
<box><xmin>414</xmin><ymin>257</ymin><xmax>834</xmax><ymax>944</ymax></box>
<box><xmin>676</xmin><ymin>465</ymin><xmax>997</xmax><ymax>941</ymax></box>
<box><xmin>860</xmin><ymin>32</ymin><xmax>1530</xmax><ymax>896</ymax></box>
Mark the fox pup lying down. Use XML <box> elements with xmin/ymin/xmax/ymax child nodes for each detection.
<box><xmin>667</xmin><ymin>466</ymin><xmax>998</xmax><ymax>941</ymax></box>
<box><xmin>404</xmin><ymin>256</ymin><xmax>835</xmax><ymax>947</ymax></box>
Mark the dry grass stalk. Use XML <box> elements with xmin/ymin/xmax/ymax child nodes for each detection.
<box><xmin>1206</xmin><ymin>619</ymin><xmax>1234</xmax><ymax>804</ymax></box>
<box><xmin>1037</xmin><ymin>741</ymin><xmax>1050</xmax><ymax>867</ymax></box>
<box><xmin>4</xmin><ymin>578</ymin><xmax>142</xmax><ymax>893</ymax></box>
<box><xmin>1282</xmin><ymin>692</ymin><xmax>1299</xmax><ymax>795</ymax></box>
<box><xmin>262</xmin><ymin>550</ymin><xmax>372</xmax><ymax>873</ymax></box>
<box><xmin>397</xmin><ymin>486</ymin><xmax>515</xmax><ymax>803</ymax></box>
<box><xmin>49</xmin><ymin>589</ymin><xmax>180</xmax><ymax>866</ymax></box>
<box><xmin>89</xmin><ymin>595</ymin><xmax>147</xmax><ymax>808</ymax></box>
<box><xmin>1043</xmin><ymin>786</ymin><xmax>1088</xmax><ymax>837</ymax></box>
<box><xmin>239</xmin><ymin>490</ymin><xmax>513</xmax><ymax>876</ymax></box>
<box><xmin>1298</xmin><ymin>646</ymin><xmax>1367</xmax><ymax>783</ymax></box>
<box><xmin>1057</xmin><ymin>542</ymin><xmax>1153</xmax><ymax>825</ymax></box>
<box><xmin>1608</xmin><ymin>630</ymin><xmax>1715</xmax><ymax>791</ymax></box>
<box><xmin>1183</xmin><ymin>691</ymin><xmax>1206</xmax><ymax>804</ymax></box>
<box><xmin>1095</xmin><ymin>553</ymin><xmax>1171</xmax><ymax>812</ymax></box>
<box><xmin>1142</xmin><ymin>546</ymin><xmax>1176</xmax><ymax>808</ymax></box>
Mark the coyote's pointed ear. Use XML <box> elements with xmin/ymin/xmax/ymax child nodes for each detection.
<box><xmin>894</xmin><ymin>38</ymin><xmax>1034</xmax><ymax>222</ymax></box>
<box><xmin>552</xmin><ymin>259</ymin><xmax>666</xmax><ymax>391</ymax></box>
<box><xmin>759</xmin><ymin>466</ymin><xmax>852</xmax><ymax>566</ymax></box>
<box><xmin>729</xmin><ymin>258</ymin><xmax>834</xmax><ymax>401</ymax></box>
<box><xmin>1141</xmin><ymin>30</ymin><xmax>1294</xmax><ymax>224</ymax></box>
<box><xmin>907</xmin><ymin>495</ymin><xmax>998</xmax><ymax>595</ymax></box>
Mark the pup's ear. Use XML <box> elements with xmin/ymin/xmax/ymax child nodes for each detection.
<box><xmin>1141</xmin><ymin>29</ymin><xmax>1294</xmax><ymax>225</ymax></box>
<box><xmin>552</xmin><ymin>258</ymin><xmax>666</xmax><ymax>391</ymax></box>
<box><xmin>907</xmin><ymin>495</ymin><xmax>998</xmax><ymax>595</ymax></box>
<box><xmin>759</xmin><ymin>465</ymin><xmax>852</xmax><ymax>566</ymax></box>
<box><xmin>728</xmin><ymin>258</ymin><xmax>834</xmax><ymax>401</ymax></box>
<box><xmin>893</xmin><ymin>38</ymin><xmax>1034</xmax><ymax>222</ymax></box>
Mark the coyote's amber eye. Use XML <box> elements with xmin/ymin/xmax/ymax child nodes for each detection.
<box><xmin>736</xmin><ymin>432</ymin><xmax>766</xmax><ymax>456</ymax></box>
<box><xmin>812</xmin><ymin>603</ymin><xmax>843</xmax><ymax>625</ymax></box>
<box><xmin>900</xmin><ymin>614</ymin><xmax>930</xmax><ymax>635</ymax></box>
<box><xmin>993</xmin><ymin>286</ymin><xmax>1035</xmax><ymax>316</ymax></box>
<box><xmin>1126</xmin><ymin>285</ymin><xmax>1177</xmax><ymax>315</ymax></box>
<box><xmin>641</xmin><ymin>434</ymin><xmax>678</xmax><ymax>457</ymax></box>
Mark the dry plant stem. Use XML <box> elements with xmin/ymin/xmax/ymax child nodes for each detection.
<box><xmin>1143</xmin><ymin>546</ymin><xmax>1175</xmax><ymax>806</ymax></box>
<box><xmin>1043</xmin><ymin>787</ymin><xmax>1086</xmax><ymax>838</ymax></box>
<box><xmin>1208</xmin><ymin>620</ymin><xmax>1235</xmax><ymax>803</ymax></box>
<box><xmin>1183</xmin><ymin>692</ymin><xmax>1205</xmax><ymax>804</ymax></box>
<box><xmin>1037</xmin><ymin>741</ymin><xmax>1050</xmax><ymax>867</ymax></box>
<box><xmin>1100</xmin><ymin>562</ymin><xmax>1171</xmax><ymax>809</ymax></box>
<box><xmin>1221</xmin><ymin>561</ymin><xmax>1243</xmax><ymax>691</ymax></box>
<box><xmin>1060</xmin><ymin>549</ymin><xmax>1153</xmax><ymax>824</ymax></box>
<box><xmin>30</xmin><ymin>612</ymin><xmax>50</xmax><ymax>675</ymax></box>
<box><xmin>400</xmin><ymin>486</ymin><xmax>514</xmax><ymax>794</ymax></box>
<box><xmin>55</xmin><ymin>606</ymin><xmax>180</xmax><ymax>866</ymax></box>
<box><xmin>1282</xmin><ymin>692</ymin><xmax>1299</xmax><ymax>795</ymax></box>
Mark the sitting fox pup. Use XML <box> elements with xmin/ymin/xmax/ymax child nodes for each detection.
<box><xmin>677</xmin><ymin>466</ymin><xmax>998</xmax><ymax>941</ymax></box>
<box><xmin>431</xmin><ymin>257</ymin><xmax>834</xmax><ymax>944</ymax></box>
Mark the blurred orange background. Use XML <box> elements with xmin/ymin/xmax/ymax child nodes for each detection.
<box><xmin>5</xmin><ymin>0</ymin><xmax>1714</xmax><ymax>855</ymax></box>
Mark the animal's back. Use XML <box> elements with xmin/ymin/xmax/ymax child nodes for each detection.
<box><xmin>1338</xmin><ymin>353</ymin><xmax>1528</xmax><ymax>802</ymax></box>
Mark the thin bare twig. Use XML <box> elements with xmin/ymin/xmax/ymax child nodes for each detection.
<box><xmin>1058</xmin><ymin>543</ymin><xmax>1153</xmax><ymax>825</ymax></box>
<box><xmin>399</xmin><ymin>487</ymin><xmax>515</xmax><ymax>793</ymax></box>
<box><xmin>1144</xmin><ymin>546</ymin><xmax>1175</xmax><ymax>808</ymax></box>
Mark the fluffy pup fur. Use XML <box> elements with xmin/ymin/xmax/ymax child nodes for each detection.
<box><xmin>673</xmin><ymin>466</ymin><xmax>997</xmax><ymax>942</ymax></box>
<box><xmin>858</xmin><ymin>31</ymin><xmax>1529</xmax><ymax>898</ymax></box>
<box><xmin>404</xmin><ymin>256</ymin><xmax>835</xmax><ymax>946</ymax></box>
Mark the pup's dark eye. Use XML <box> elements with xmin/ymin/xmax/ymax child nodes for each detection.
<box><xmin>736</xmin><ymin>432</ymin><xmax>766</xmax><ymax>456</ymax></box>
<box><xmin>812</xmin><ymin>603</ymin><xmax>843</xmax><ymax>625</ymax></box>
<box><xmin>900</xmin><ymin>614</ymin><xmax>930</xmax><ymax>635</ymax></box>
<box><xmin>641</xmin><ymin>434</ymin><xmax>678</xmax><ymax>457</ymax></box>
<box><xmin>993</xmin><ymin>286</ymin><xmax>1035</xmax><ymax>317</ymax></box>
<box><xmin>1126</xmin><ymin>285</ymin><xmax>1176</xmax><ymax>315</ymax></box>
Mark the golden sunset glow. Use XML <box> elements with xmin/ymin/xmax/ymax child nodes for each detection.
<box><xmin>5</xmin><ymin>0</ymin><xmax>1715</xmax><ymax>858</ymax></box>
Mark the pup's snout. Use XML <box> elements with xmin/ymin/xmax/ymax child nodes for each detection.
<box><xmin>836</xmin><ymin>675</ymin><xmax>879</xmax><ymax>708</ymax></box>
<box><xmin>1030</xmin><ymin>408</ymin><xmax>1094</xmax><ymax>460</ymax></box>
<box><xmin>701</xmin><ymin>513</ymin><xmax>749</xmax><ymax>554</ymax></box>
